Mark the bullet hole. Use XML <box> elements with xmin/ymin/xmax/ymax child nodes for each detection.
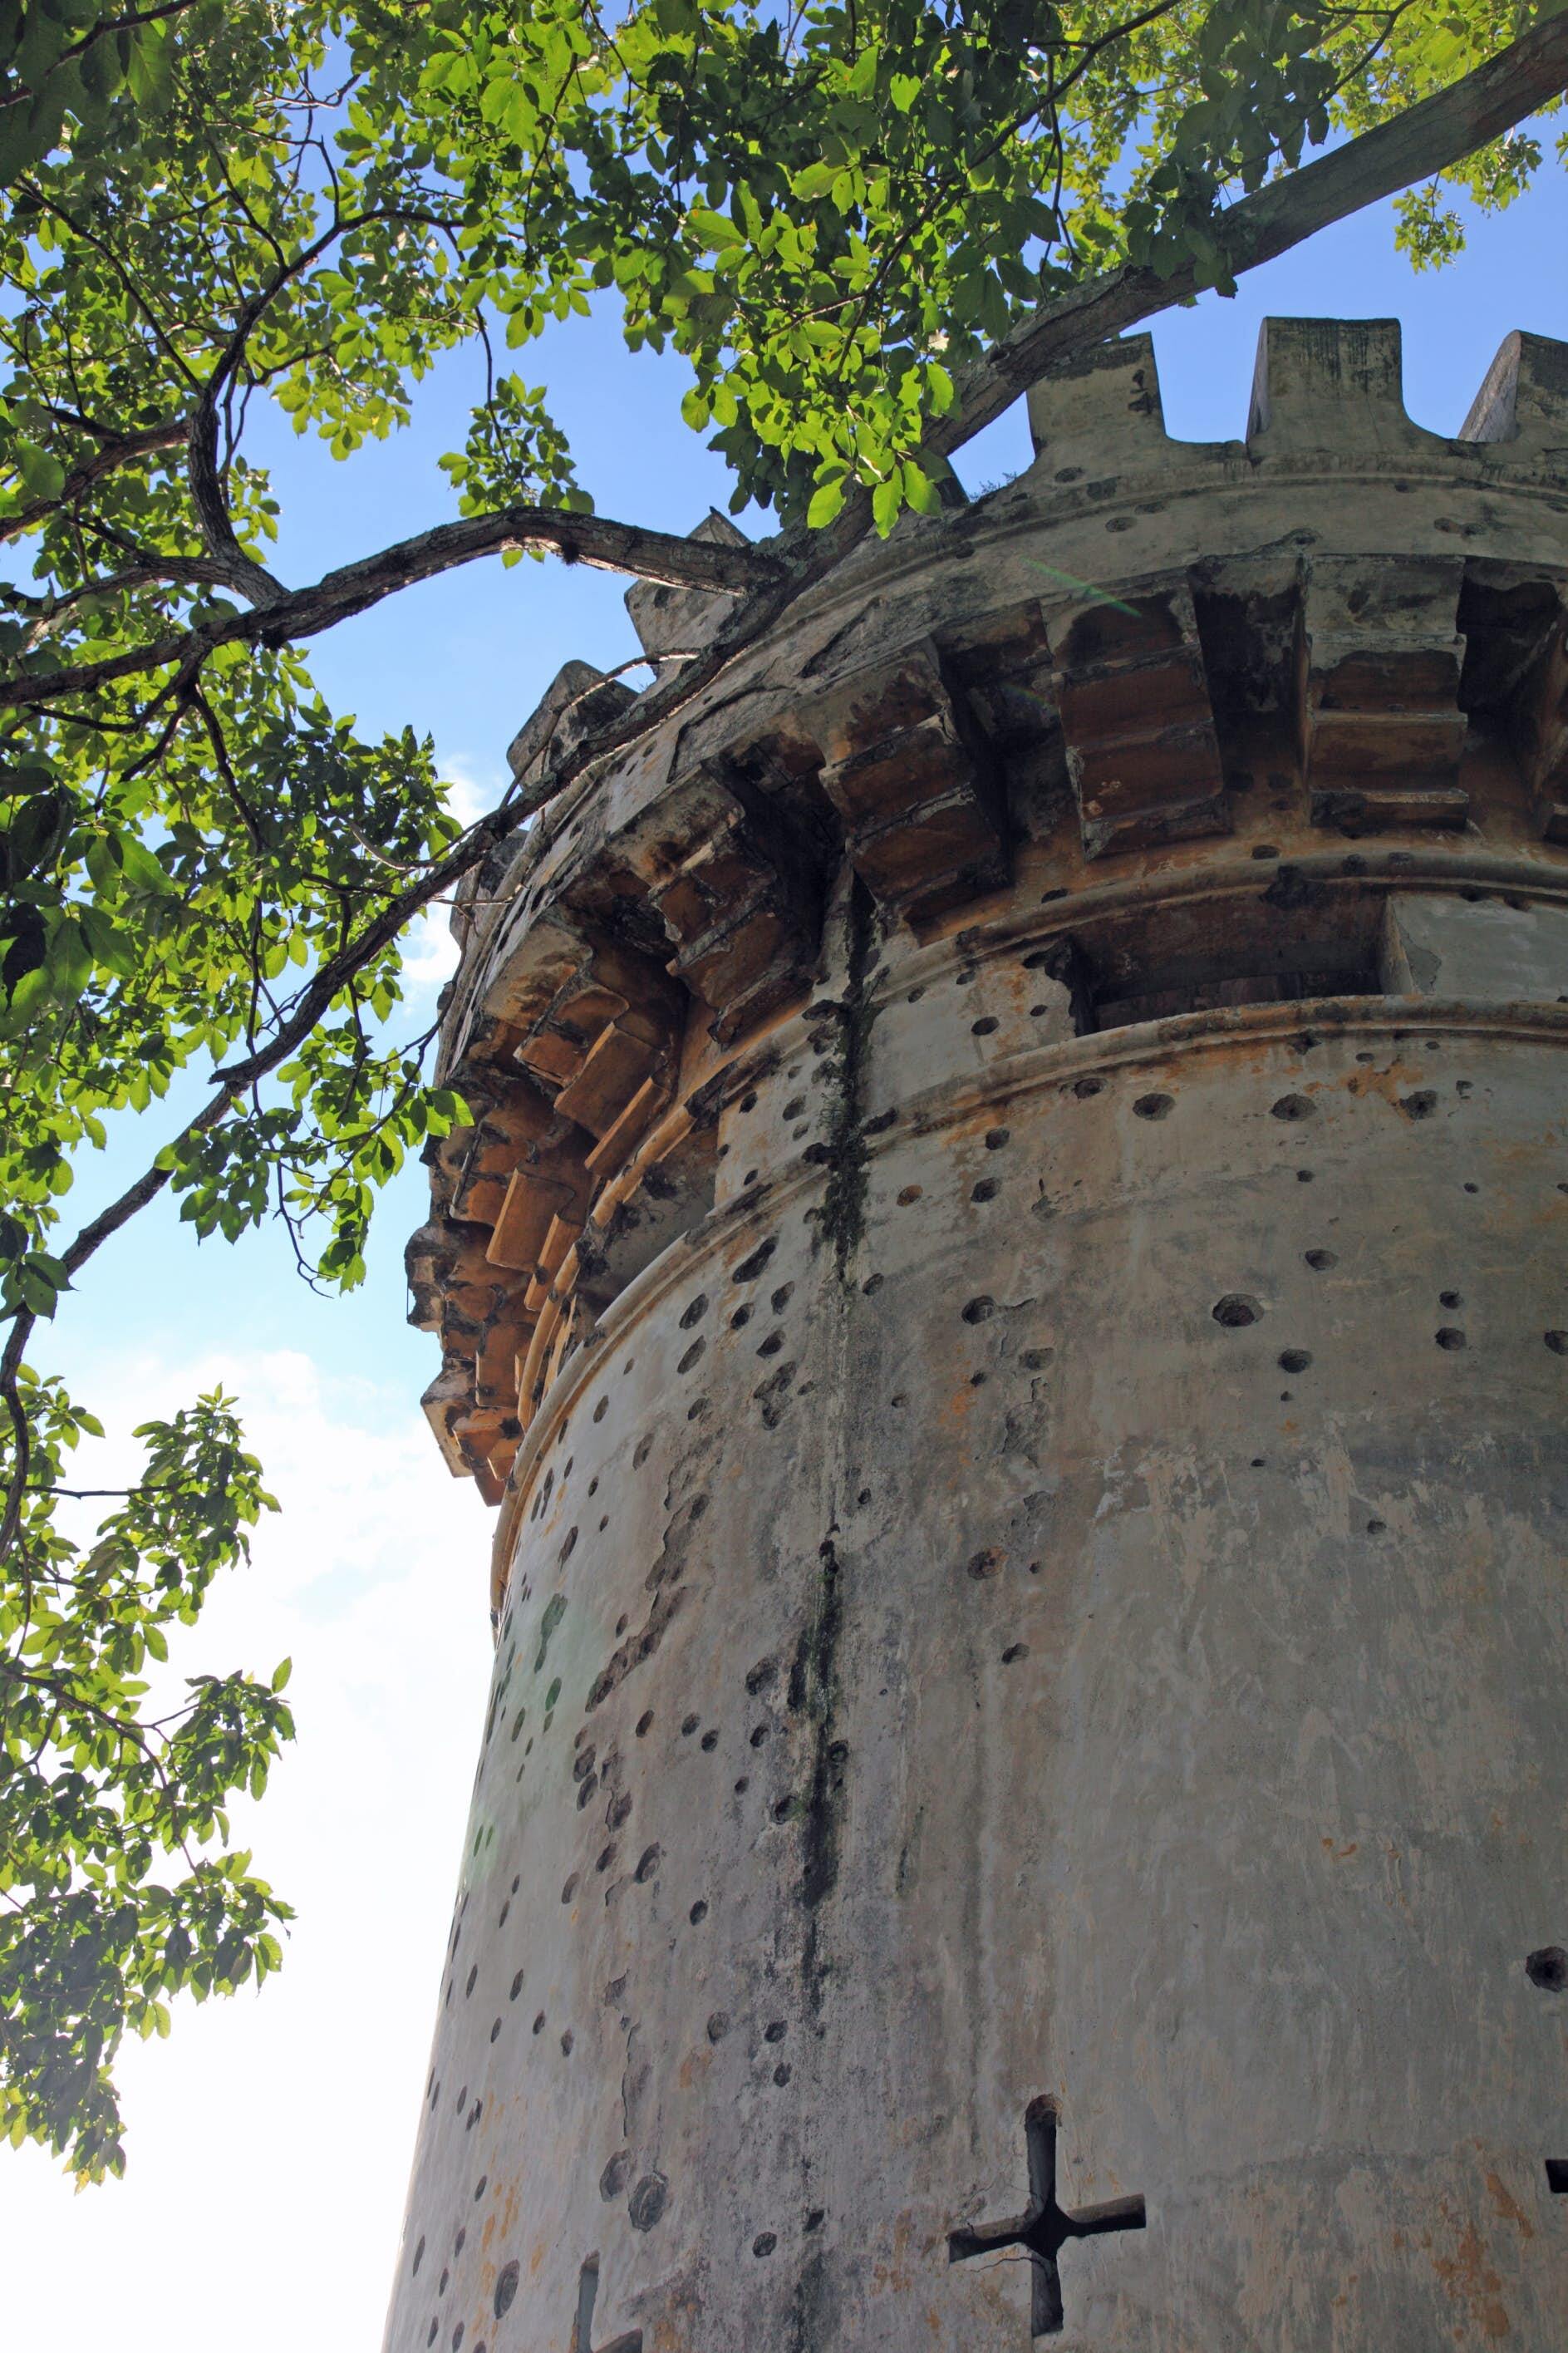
<box><xmin>743</xmin><ymin>1169</ymin><xmax>759</xmax><ymax>1186</ymax></box>
<box><xmin>985</xmin><ymin>1127</ymin><xmax>1010</xmax><ymax>1149</ymax></box>
<box><xmin>532</xmin><ymin>2012</ymin><xmax>545</xmax><ymax>2035</ymax></box>
<box><xmin>633</xmin><ymin>1434</ymin><xmax>654</xmax><ymax>1469</ymax></box>
<box><xmin>576</xmin><ymin>1772</ymin><xmax>598</xmax><ymax>1809</ymax></box>
<box><xmin>629</xmin><ymin>2175</ymin><xmax>669</xmax><ymax>2231</ymax></box>
<box><xmin>1020</xmin><ymin>1346</ymin><xmax>1054</xmax><ymax>1370</ymax></box>
<box><xmin>773</xmin><ymin>2063</ymin><xmax>792</xmax><ymax>2085</ymax></box>
<box><xmin>700</xmin><ymin>1730</ymin><xmax>719</xmax><ymax>1752</ymax></box>
<box><xmin>428</xmin><ymin>2325</ymin><xmax>439</xmax><ymax>2346</ymax></box>
<box><xmin>745</xmin><ymin>1657</ymin><xmax>776</xmax><ymax>1694</ymax></box>
<box><xmin>453</xmin><ymin>2326</ymin><xmax>465</xmax><ymax>2349</ymax></box>
<box><xmin>636</xmin><ymin>1710</ymin><xmax>654</xmax><ymax>1737</ymax></box>
<box><xmin>561</xmin><ymin>2030</ymin><xmax>574</xmax><ymax>2055</ymax></box>
<box><xmin>1279</xmin><ymin>1349</ymin><xmax>1313</xmax><ymax>1374</ymax></box>
<box><xmin>739</xmin><ymin>1090</ymin><xmax>758</xmax><ymax>1115</ymax></box>
<box><xmin>1072</xmin><ymin>1076</ymin><xmax>1103</xmax><ymax>1100</ymax></box>
<box><xmin>735</xmin><ymin>1776</ymin><xmax>750</xmax><ymax>1794</ymax></box>
<box><xmin>489</xmin><ymin>2017</ymin><xmax>502</xmax><ymax>2044</ymax></box>
<box><xmin>509</xmin><ymin>1970</ymin><xmax>524</xmax><ymax>2001</ymax></box>
<box><xmin>1526</xmin><ymin>1947</ymin><xmax>1568</xmax><ymax>1991</ymax></box>
<box><xmin>783</xmin><ymin>1097</ymin><xmax>806</xmax><ymax>1120</ymax></box>
<box><xmin>455</xmin><ymin>2229</ymin><xmax>466</xmax><ymax>2257</ymax></box>
<box><xmin>681</xmin><ymin>1714</ymin><xmax>700</xmax><ymax>1735</ymax></box>
<box><xmin>1251</xmin><ymin>843</ymin><xmax>1280</xmax><ymax>859</ymax></box>
<box><xmin>440</xmin><ymin>2270</ymin><xmax>450</xmax><ymax>2295</ymax></box>
<box><xmin>573</xmin><ymin>1745</ymin><xmax>597</xmax><ymax>1783</ymax></box>
<box><xmin>971</xmin><ymin>1178</ymin><xmax>1000</xmax><ymax>1202</ymax></box>
<box><xmin>455</xmin><ymin>2085</ymin><xmax>467</xmax><ymax>2112</ymax></box>
<box><xmin>465</xmin><ymin>1964</ymin><xmax>478</xmax><ymax>1996</ymax></box>
<box><xmin>1297</xmin><ymin>1169</ymin><xmax>1314</xmax><ymax>1183</ymax></box>
<box><xmin>972</xmin><ymin>1017</ymin><xmax>1000</xmax><ymax>1036</ymax></box>
<box><xmin>562</xmin><ymin>1875</ymin><xmax>579</xmax><ymax>1904</ymax></box>
<box><xmin>474</xmin><ymin>2176</ymin><xmax>488</xmax><ymax>2203</ymax></box>
<box><xmin>1400</xmin><ymin>1090</ymin><xmax>1438</xmax><ymax>1120</ymax></box>
<box><xmin>971</xmin><ymin>1371</ymin><xmax>987</xmax><ymax>1386</ymax></box>
<box><xmin>678</xmin><ymin>1337</ymin><xmax>706</xmax><ymax>1374</ymax></box>
<box><xmin>1546</xmin><ymin>2160</ymin><xmax>1568</xmax><ymax>2193</ymax></box>
<box><xmin>757</xmin><ymin>1332</ymin><xmax>784</xmax><ymax>1357</ymax></box>
<box><xmin>1455</xmin><ymin>1080</ymin><xmax>1473</xmax><ymax>1098</ymax></box>
<box><xmin>1133</xmin><ymin>1092</ymin><xmax>1173</xmax><ymax>1120</ymax></box>
<box><xmin>1366</xmin><ymin>1519</ymin><xmax>1386</xmax><ymax>1535</ymax></box>
<box><xmin>690</xmin><ymin>1899</ymin><xmax>709</xmax><ymax>1924</ymax></box>
<box><xmin>764</xmin><ymin>2021</ymin><xmax>787</xmax><ymax>2043</ymax></box>
<box><xmin>750</xmin><ymin>1725</ymin><xmax>769</xmax><ymax>1747</ymax></box>
<box><xmin>907</xmin><ymin>985</ymin><xmax>926</xmax><ymax>1002</ymax></box>
<box><xmin>1001</xmin><ymin>1642</ymin><xmax>1030</xmax><ymax>1664</ymax></box>
<box><xmin>707</xmin><ymin>2011</ymin><xmax>730</xmax><ymax>2042</ymax></box>
<box><xmin>1439</xmin><ymin>1290</ymin><xmax>1463</xmax><ymax>1309</ymax></box>
<box><xmin>1271</xmin><ymin>1093</ymin><xmax>1315</xmax><ymax>1121</ymax></box>
<box><xmin>1305</xmin><ymin>1249</ymin><xmax>1337</xmax><ymax>1271</ymax></box>
<box><xmin>897</xmin><ymin>1184</ymin><xmax>923</xmax><ymax>1204</ymax></box>
<box><xmin>771</xmin><ymin>1284</ymin><xmax>794</xmax><ymax>1313</ymax></box>
<box><xmin>1251</xmin><ymin>1457</ymin><xmax>1266</xmax><ymax>1469</ymax></box>
<box><xmin>962</xmin><ymin>1296</ymin><xmax>995</xmax><ymax>1323</ymax></box>
<box><xmin>680</xmin><ymin>1293</ymin><xmax>710</xmax><ymax>1331</ymax></box>
<box><xmin>1436</xmin><ymin>1327</ymin><xmax>1467</xmax><ymax>1351</ymax></box>
<box><xmin>595</xmin><ymin>1843</ymin><xmax>616</xmax><ymax>1873</ymax></box>
<box><xmin>730</xmin><ymin>1305</ymin><xmax>754</xmax><ymax>1333</ymax></box>
<box><xmin>494</xmin><ymin>2262</ymin><xmax>519</xmax><ymax>2319</ymax></box>
<box><xmin>733</xmin><ymin>1238</ymin><xmax>777</xmax><ymax>1283</ymax></box>
<box><xmin>753</xmin><ymin>2233</ymin><xmax>777</xmax><ymax>2257</ymax></box>
<box><xmin>1212</xmin><ymin>1294</ymin><xmax>1262</xmax><ymax>1328</ymax></box>
<box><xmin>1546</xmin><ymin>1332</ymin><xmax>1568</xmax><ymax>1356</ymax></box>
<box><xmin>1030</xmin><ymin>1003</ymin><xmax>1052</xmax><ymax>1017</ymax></box>
<box><xmin>412</xmin><ymin>2237</ymin><xmax>425</xmax><ymax>2277</ymax></box>
<box><xmin>967</xmin><ymin>1547</ymin><xmax>1005</xmax><ymax>1578</ymax></box>
<box><xmin>806</xmin><ymin>2209</ymin><xmax>826</xmax><ymax>2232</ymax></box>
<box><xmin>862</xmin><ymin>1272</ymin><xmax>883</xmax><ymax>1296</ymax></box>
<box><xmin>773</xmin><ymin>1794</ymin><xmax>797</xmax><ymax>1821</ymax></box>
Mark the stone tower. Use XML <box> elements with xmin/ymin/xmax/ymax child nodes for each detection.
<box><xmin>386</xmin><ymin>319</ymin><xmax>1568</xmax><ymax>2351</ymax></box>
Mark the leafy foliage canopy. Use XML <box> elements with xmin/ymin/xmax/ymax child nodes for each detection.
<box><xmin>0</xmin><ymin>0</ymin><xmax>1561</xmax><ymax>2177</ymax></box>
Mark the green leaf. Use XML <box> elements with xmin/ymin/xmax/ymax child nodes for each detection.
<box><xmin>807</xmin><ymin>479</ymin><xmax>847</xmax><ymax>528</ymax></box>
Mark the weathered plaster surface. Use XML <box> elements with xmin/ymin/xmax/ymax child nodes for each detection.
<box><xmin>386</xmin><ymin>320</ymin><xmax>1568</xmax><ymax>2351</ymax></box>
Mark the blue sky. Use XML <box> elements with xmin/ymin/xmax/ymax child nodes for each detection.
<box><xmin>7</xmin><ymin>163</ymin><xmax>1567</xmax><ymax>2352</ymax></box>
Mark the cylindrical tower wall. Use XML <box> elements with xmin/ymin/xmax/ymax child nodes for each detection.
<box><xmin>387</xmin><ymin>318</ymin><xmax>1568</xmax><ymax>2351</ymax></box>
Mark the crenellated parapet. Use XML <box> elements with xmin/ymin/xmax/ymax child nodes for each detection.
<box><xmin>410</xmin><ymin>316</ymin><xmax>1568</xmax><ymax>1514</ymax></box>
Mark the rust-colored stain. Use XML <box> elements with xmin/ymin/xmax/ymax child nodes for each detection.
<box><xmin>1485</xmin><ymin>2173</ymin><xmax>1536</xmax><ymax>2241</ymax></box>
<box><xmin>1428</xmin><ymin>2208</ymin><xmax>1511</xmax><ymax>2341</ymax></box>
<box><xmin>678</xmin><ymin>2044</ymin><xmax>712</xmax><ymax>2091</ymax></box>
<box><xmin>1342</xmin><ymin>1061</ymin><xmax>1427</xmax><ymax>1105</ymax></box>
<box><xmin>1320</xmin><ymin>1836</ymin><xmax>1359</xmax><ymax>1860</ymax></box>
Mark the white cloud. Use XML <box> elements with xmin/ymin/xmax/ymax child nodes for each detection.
<box><xmin>4</xmin><ymin>1345</ymin><xmax>494</xmax><ymax>2353</ymax></box>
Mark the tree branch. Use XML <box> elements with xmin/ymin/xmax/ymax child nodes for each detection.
<box><xmin>1</xmin><ymin>501</ymin><xmax>786</xmax><ymax>708</ymax></box>
<box><xmin>927</xmin><ymin>12</ymin><xmax>1568</xmax><ymax>459</ymax></box>
<box><xmin>1</xmin><ymin>418</ymin><xmax>186</xmax><ymax>546</ymax></box>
